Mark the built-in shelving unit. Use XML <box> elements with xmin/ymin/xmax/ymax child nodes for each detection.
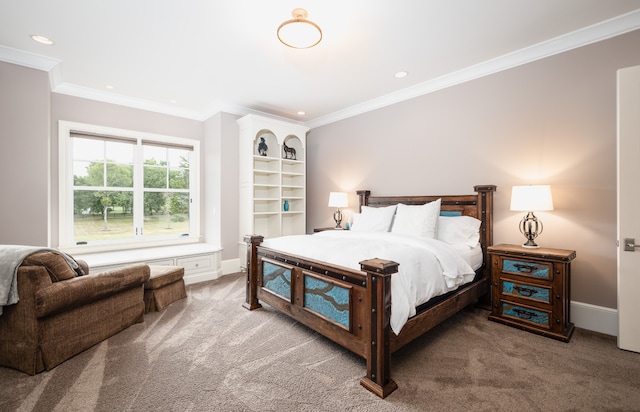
<box><xmin>238</xmin><ymin>114</ymin><xmax>309</xmax><ymax>269</ymax></box>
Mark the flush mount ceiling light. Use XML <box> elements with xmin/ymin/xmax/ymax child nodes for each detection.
<box><xmin>277</xmin><ymin>8</ymin><xmax>322</xmax><ymax>49</ymax></box>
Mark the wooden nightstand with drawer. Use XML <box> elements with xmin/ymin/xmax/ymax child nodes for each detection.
<box><xmin>487</xmin><ymin>244</ymin><xmax>576</xmax><ymax>342</ymax></box>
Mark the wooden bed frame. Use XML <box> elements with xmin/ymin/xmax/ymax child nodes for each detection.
<box><xmin>243</xmin><ymin>185</ymin><xmax>496</xmax><ymax>398</ymax></box>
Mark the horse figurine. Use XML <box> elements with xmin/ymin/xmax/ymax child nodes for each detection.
<box><xmin>283</xmin><ymin>141</ymin><xmax>297</xmax><ymax>160</ymax></box>
<box><xmin>257</xmin><ymin>137</ymin><xmax>268</xmax><ymax>156</ymax></box>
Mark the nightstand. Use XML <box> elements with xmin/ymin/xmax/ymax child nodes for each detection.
<box><xmin>487</xmin><ymin>244</ymin><xmax>576</xmax><ymax>342</ymax></box>
<box><xmin>313</xmin><ymin>227</ymin><xmax>343</xmax><ymax>232</ymax></box>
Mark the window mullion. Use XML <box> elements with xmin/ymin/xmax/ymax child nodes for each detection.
<box><xmin>133</xmin><ymin>141</ymin><xmax>145</xmax><ymax>237</ymax></box>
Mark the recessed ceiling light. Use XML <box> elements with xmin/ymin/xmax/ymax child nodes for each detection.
<box><xmin>394</xmin><ymin>71</ymin><xmax>408</xmax><ymax>78</ymax></box>
<box><xmin>297</xmin><ymin>111</ymin><xmax>306</xmax><ymax>116</ymax></box>
<box><xmin>105</xmin><ymin>85</ymin><xmax>114</xmax><ymax>90</ymax></box>
<box><xmin>30</xmin><ymin>34</ymin><xmax>54</xmax><ymax>45</ymax></box>
<box><xmin>170</xmin><ymin>99</ymin><xmax>177</xmax><ymax>104</ymax></box>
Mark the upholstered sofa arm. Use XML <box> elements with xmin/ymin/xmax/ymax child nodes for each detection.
<box><xmin>76</xmin><ymin>259</ymin><xmax>90</xmax><ymax>276</ymax></box>
<box><xmin>34</xmin><ymin>264</ymin><xmax>150</xmax><ymax>318</ymax></box>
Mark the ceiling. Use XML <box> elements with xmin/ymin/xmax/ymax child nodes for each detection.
<box><xmin>1</xmin><ymin>1</ymin><xmax>640</xmax><ymax>128</ymax></box>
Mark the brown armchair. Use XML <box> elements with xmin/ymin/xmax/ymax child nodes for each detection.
<box><xmin>0</xmin><ymin>251</ymin><xmax>150</xmax><ymax>375</ymax></box>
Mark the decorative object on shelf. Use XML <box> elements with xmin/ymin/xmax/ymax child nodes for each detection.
<box><xmin>510</xmin><ymin>185</ymin><xmax>554</xmax><ymax>248</ymax></box>
<box><xmin>283</xmin><ymin>199</ymin><xmax>289</xmax><ymax>211</ymax></box>
<box><xmin>277</xmin><ymin>8</ymin><xmax>322</xmax><ymax>49</ymax></box>
<box><xmin>257</xmin><ymin>137</ymin><xmax>268</xmax><ymax>156</ymax></box>
<box><xmin>283</xmin><ymin>141</ymin><xmax>297</xmax><ymax>160</ymax></box>
<box><xmin>328</xmin><ymin>192</ymin><xmax>348</xmax><ymax>229</ymax></box>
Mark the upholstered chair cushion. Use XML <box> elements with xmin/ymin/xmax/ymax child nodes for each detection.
<box><xmin>22</xmin><ymin>251</ymin><xmax>77</xmax><ymax>282</ymax></box>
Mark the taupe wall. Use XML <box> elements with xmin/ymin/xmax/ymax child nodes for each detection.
<box><xmin>2</xmin><ymin>29</ymin><xmax>639</xmax><ymax>310</ymax></box>
<box><xmin>0</xmin><ymin>61</ymin><xmax>50</xmax><ymax>246</ymax></box>
<box><xmin>307</xmin><ymin>29</ymin><xmax>640</xmax><ymax>310</ymax></box>
<box><xmin>219</xmin><ymin>112</ymin><xmax>240</xmax><ymax>260</ymax></box>
<box><xmin>203</xmin><ymin>111</ymin><xmax>240</xmax><ymax>260</ymax></box>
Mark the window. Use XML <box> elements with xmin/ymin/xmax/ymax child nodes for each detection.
<box><xmin>59</xmin><ymin>121</ymin><xmax>200</xmax><ymax>253</ymax></box>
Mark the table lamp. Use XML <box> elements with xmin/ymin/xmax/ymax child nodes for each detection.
<box><xmin>510</xmin><ymin>185</ymin><xmax>554</xmax><ymax>248</ymax></box>
<box><xmin>328</xmin><ymin>192</ymin><xmax>348</xmax><ymax>229</ymax></box>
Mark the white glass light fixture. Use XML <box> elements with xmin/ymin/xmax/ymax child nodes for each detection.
<box><xmin>328</xmin><ymin>192</ymin><xmax>348</xmax><ymax>229</ymax></box>
<box><xmin>510</xmin><ymin>185</ymin><xmax>554</xmax><ymax>248</ymax></box>
<box><xmin>277</xmin><ymin>8</ymin><xmax>322</xmax><ymax>49</ymax></box>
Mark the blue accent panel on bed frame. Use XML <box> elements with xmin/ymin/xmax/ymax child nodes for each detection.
<box><xmin>439</xmin><ymin>210</ymin><xmax>463</xmax><ymax>216</ymax></box>
<box><xmin>304</xmin><ymin>276</ymin><xmax>350</xmax><ymax>328</ymax></box>
<box><xmin>262</xmin><ymin>261</ymin><xmax>291</xmax><ymax>300</ymax></box>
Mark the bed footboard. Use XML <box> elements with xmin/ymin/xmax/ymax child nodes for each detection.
<box><xmin>243</xmin><ymin>235</ymin><xmax>399</xmax><ymax>398</ymax></box>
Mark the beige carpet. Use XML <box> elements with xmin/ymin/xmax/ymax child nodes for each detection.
<box><xmin>1</xmin><ymin>272</ymin><xmax>639</xmax><ymax>411</ymax></box>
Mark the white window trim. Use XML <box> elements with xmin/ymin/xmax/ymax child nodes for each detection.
<box><xmin>58</xmin><ymin>120</ymin><xmax>201</xmax><ymax>254</ymax></box>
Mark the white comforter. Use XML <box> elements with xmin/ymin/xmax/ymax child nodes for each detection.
<box><xmin>261</xmin><ymin>231</ymin><xmax>478</xmax><ymax>335</ymax></box>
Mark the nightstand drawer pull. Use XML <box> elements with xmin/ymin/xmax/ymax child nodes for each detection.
<box><xmin>514</xmin><ymin>263</ymin><xmax>535</xmax><ymax>273</ymax></box>
<box><xmin>502</xmin><ymin>303</ymin><xmax>550</xmax><ymax>327</ymax></box>
<box><xmin>514</xmin><ymin>286</ymin><xmax>536</xmax><ymax>297</ymax></box>
<box><xmin>503</xmin><ymin>259</ymin><xmax>550</xmax><ymax>280</ymax></box>
<box><xmin>503</xmin><ymin>281</ymin><xmax>551</xmax><ymax>303</ymax></box>
<box><xmin>514</xmin><ymin>308</ymin><xmax>535</xmax><ymax>319</ymax></box>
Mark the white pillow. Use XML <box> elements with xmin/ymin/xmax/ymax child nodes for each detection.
<box><xmin>350</xmin><ymin>205</ymin><xmax>397</xmax><ymax>232</ymax></box>
<box><xmin>436</xmin><ymin>215</ymin><xmax>482</xmax><ymax>247</ymax></box>
<box><xmin>391</xmin><ymin>199</ymin><xmax>441</xmax><ymax>238</ymax></box>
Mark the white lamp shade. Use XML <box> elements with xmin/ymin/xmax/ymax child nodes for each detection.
<box><xmin>328</xmin><ymin>192</ymin><xmax>348</xmax><ymax>208</ymax></box>
<box><xmin>510</xmin><ymin>185</ymin><xmax>554</xmax><ymax>212</ymax></box>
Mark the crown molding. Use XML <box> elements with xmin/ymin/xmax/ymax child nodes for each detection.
<box><xmin>0</xmin><ymin>44</ymin><xmax>60</xmax><ymax>71</ymax></box>
<box><xmin>305</xmin><ymin>8</ymin><xmax>640</xmax><ymax>129</ymax></box>
<box><xmin>0</xmin><ymin>44</ymin><xmax>64</xmax><ymax>94</ymax></box>
<box><xmin>53</xmin><ymin>83</ymin><xmax>208</xmax><ymax>120</ymax></box>
<box><xmin>2</xmin><ymin>9</ymin><xmax>639</xmax><ymax>126</ymax></box>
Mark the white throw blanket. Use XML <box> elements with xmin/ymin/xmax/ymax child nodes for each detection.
<box><xmin>0</xmin><ymin>245</ymin><xmax>81</xmax><ymax>315</ymax></box>
<box><xmin>261</xmin><ymin>231</ymin><xmax>477</xmax><ymax>334</ymax></box>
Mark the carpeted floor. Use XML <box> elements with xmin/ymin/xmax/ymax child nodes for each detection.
<box><xmin>1</xmin><ymin>272</ymin><xmax>639</xmax><ymax>411</ymax></box>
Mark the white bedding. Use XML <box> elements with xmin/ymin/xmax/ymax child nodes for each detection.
<box><xmin>261</xmin><ymin>231</ymin><xmax>481</xmax><ymax>335</ymax></box>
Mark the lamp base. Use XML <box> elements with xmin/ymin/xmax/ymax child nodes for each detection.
<box><xmin>522</xmin><ymin>236</ymin><xmax>540</xmax><ymax>248</ymax></box>
<box><xmin>519</xmin><ymin>212</ymin><xmax>542</xmax><ymax>249</ymax></box>
<box><xmin>333</xmin><ymin>209</ymin><xmax>343</xmax><ymax>229</ymax></box>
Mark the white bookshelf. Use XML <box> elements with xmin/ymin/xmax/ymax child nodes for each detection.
<box><xmin>237</xmin><ymin>114</ymin><xmax>309</xmax><ymax>269</ymax></box>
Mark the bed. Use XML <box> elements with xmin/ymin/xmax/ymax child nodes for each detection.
<box><xmin>243</xmin><ymin>184</ymin><xmax>496</xmax><ymax>398</ymax></box>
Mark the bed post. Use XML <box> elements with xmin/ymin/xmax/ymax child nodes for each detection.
<box><xmin>243</xmin><ymin>235</ymin><xmax>264</xmax><ymax>311</ymax></box>
<box><xmin>359</xmin><ymin>258</ymin><xmax>399</xmax><ymax>398</ymax></box>
<box><xmin>473</xmin><ymin>185</ymin><xmax>496</xmax><ymax>250</ymax></box>
<box><xmin>473</xmin><ymin>185</ymin><xmax>496</xmax><ymax>308</ymax></box>
<box><xmin>356</xmin><ymin>190</ymin><xmax>371</xmax><ymax>212</ymax></box>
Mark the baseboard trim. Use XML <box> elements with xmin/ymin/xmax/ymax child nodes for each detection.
<box><xmin>571</xmin><ymin>301</ymin><xmax>618</xmax><ymax>337</ymax></box>
<box><xmin>183</xmin><ymin>269</ymin><xmax>222</xmax><ymax>285</ymax></box>
<box><xmin>222</xmin><ymin>258</ymin><xmax>241</xmax><ymax>275</ymax></box>
<box><xmin>179</xmin><ymin>258</ymin><xmax>241</xmax><ymax>285</ymax></box>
